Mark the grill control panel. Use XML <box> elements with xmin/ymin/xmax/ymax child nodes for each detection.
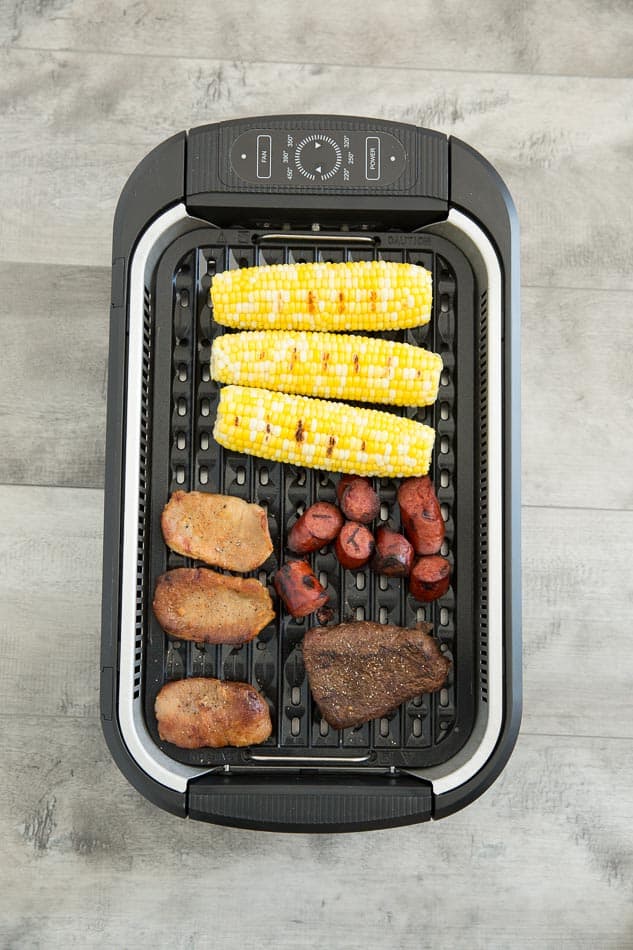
<box><xmin>229</xmin><ymin>128</ymin><xmax>407</xmax><ymax>188</ymax></box>
<box><xmin>187</xmin><ymin>117</ymin><xmax>449</xmax><ymax>215</ymax></box>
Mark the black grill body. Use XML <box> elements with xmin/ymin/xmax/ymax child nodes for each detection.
<box><xmin>101</xmin><ymin>116</ymin><xmax>521</xmax><ymax>831</ymax></box>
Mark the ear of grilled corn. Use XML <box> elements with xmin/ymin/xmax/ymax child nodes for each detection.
<box><xmin>211</xmin><ymin>330</ymin><xmax>442</xmax><ymax>408</ymax></box>
<box><xmin>211</xmin><ymin>260</ymin><xmax>432</xmax><ymax>331</ymax></box>
<box><xmin>213</xmin><ymin>385</ymin><xmax>435</xmax><ymax>478</ymax></box>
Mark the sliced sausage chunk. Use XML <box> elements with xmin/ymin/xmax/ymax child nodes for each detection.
<box><xmin>410</xmin><ymin>555</ymin><xmax>451</xmax><ymax>602</ymax></box>
<box><xmin>336</xmin><ymin>476</ymin><xmax>380</xmax><ymax>524</ymax></box>
<box><xmin>397</xmin><ymin>477</ymin><xmax>445</xmax><ymax>555</ymax></box>
<box><xmin>334</xmin><ymin>522</ymin><xmax>375</xmax><ymax>570</ymax></box>
<box><xmin>371</xmin><ymin>527</ymin><xmax>414</xmax><ymax>577</ymax></box>
<box><xmin>273</xmin><ymin>560</ymin><xmax>329</xmax><ymax>618</ymax></box>
<box><xmin>287</xmin><ymin>502</ymin><xmax>344</xmax><ymax>554</ymax></box>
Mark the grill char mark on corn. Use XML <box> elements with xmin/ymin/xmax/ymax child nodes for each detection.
<box><xmin>211</xmin><ymin>260</ymin><xmax>432</xmax><ymax>331</ymax></box>
<box><xmin>213</xmin><ymin>385</ymin><xmax>435</xmax><ymax>478</ymax></box>
<box><xmin>211</xmin><ymin>330</ymin><xmax>443</xmax><ymax>408</ymax></box>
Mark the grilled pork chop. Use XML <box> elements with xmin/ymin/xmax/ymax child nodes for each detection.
<box><xmin>303</xmin><ymin>620</ymin><xmax>450</xmax><ymax>729</ymax></box>
<box><xmin>161</xmin><ymin>490</ymin><xmax>273</xmax><ymax>572</ymax></box>
<box><xmin>155</xmin><ymin>677</ymin><xmax>272</xmax><ymax>748</ymax></box>
<box><xmin>153</xmin><ymin>568</ymin><xmax>275</xmax><ymax>644</ymax></box>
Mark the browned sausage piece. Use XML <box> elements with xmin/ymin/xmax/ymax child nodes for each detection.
<box><xmin>409</xmin><ymin>555</ymin><xmax>451</xmax><ymax>602</ymax></box>
<box><xmin>336</xmin><ymin>475</ymin><xmax>356</xmax><ymax>497</ymax></box>
<box><xmin>287</xmin><ymin>502</ymin><xmax>344</xmax><ymax>554</ymax></box>
<box><xmin>334</xmin><ymin>522</ymin><xmax>375</xmax><ymax>570</ymax></box>
<box><xmin>155</xmin><ymin>677</ymin><xmax>272</xmax><ymax>748</ymax></box>
<box><xmin>273</xmin><ymin>560</ymin><xmax>329</xmax><ymax>618</ymax></box>
<box><xmin>371</xmin><ymin>527</ymin><xmax>414</xmax><ymax>577</ymax></box>
<box><xmin>397</xmin><ymin>476</ymin><xmax>445</xmax><ymax>555</ymax></box>
<box><xmin>336</xmin><ymin>476</ymin><xmax>380</xmax><ymax>524</ymax></box>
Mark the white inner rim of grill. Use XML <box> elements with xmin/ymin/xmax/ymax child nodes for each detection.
<box><xmin>118</xmin><ymin>203</ymin><xmax>503</xmax><ymax>798</ymax></box>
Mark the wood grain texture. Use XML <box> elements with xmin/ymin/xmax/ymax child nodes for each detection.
<box><xmin>0</xmin><ymin>48</ymin><xmax>632</xmax><ymax>289</ymax></box>
<box><xmin>522</xmin><ymin>287</ymin><xmax>633</xmax><ymax>510</ymax></box>
<box><xmin>522</xmin><ymin>507</ymin><xmax>633</xmax><ymax>738</ymax></box>
<box><xmin>0</xmin><ymin>263</ymin><xmax>109</xmax><ymax>488</ymax></box>
<box><xmin>1</xmin><ymin>719</ymin><xmax>632</xmax><ymax>950</ymax></box>
<box><xmin>2</xmin><ymin>0</ymin><xmax>633</xmax><ymax>78</ymax></box>
<box><xmin>0</xmin><ymin>486</ymin><xmax>102</xmax><ymax>719</ymax></box>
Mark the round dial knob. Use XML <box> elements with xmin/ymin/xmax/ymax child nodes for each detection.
<box><xmin>294</xmin><ymin>134</ymin><xmax>342</xmax><ymax>182</ymax></box>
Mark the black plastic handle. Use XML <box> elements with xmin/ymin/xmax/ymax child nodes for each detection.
<box><xmin>187</xmin><ymin>772</ymin><xmax>433</xmax><ymax>833</ymax></box>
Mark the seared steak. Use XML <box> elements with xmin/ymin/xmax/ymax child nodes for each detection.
<box><xmin>303</xmin><ymin>620</ymin><xmax>450</xmax><ymax>729</ymax></box>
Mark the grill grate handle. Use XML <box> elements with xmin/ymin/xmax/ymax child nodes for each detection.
<box><xmin>187</xmin><ymin>772</ymin><xmax>432</xmax><ymax>832</ymax></box>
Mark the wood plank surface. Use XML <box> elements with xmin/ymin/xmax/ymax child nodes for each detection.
<box><xmin>0</xmin><ymin>48</ymin><xmax>632</xmax><ymax>290</ymax></box>
<box><xmin>0</xmin><ymin>263</ymin><xmax>109</xmax><ymax>489</ymax></box>
<box><xmin>3</xmin><ymin>0</ymin><xmax>633</xmax><ymax>78</ymax></box>
<box><xmin>522</xmin><ymin>287</ymin><xmax>633</xmax><ymax>512</ymax></box>
<box><xmin>0</xmin><ymin>719</ymin><xmax>631</xmax><ymax>950</ymax></box>
<box><xmin>0</xmin><ymin>487</ymin><xmax>102</xmax><ymax>720</ymax></box>
<box><xmin>522</xmin><ymin>506</ymin><xmax>633</xmax><ymax>737</ymax></box>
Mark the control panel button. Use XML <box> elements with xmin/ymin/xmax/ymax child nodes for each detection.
<box><xmin>256</xmin><ymin>134</ymin><xmax>272</xmax><ymax>179</ymax></box>
<box><xmin>365</xmin><ymin>137</ymin><xmax>381</xmax><ymax>180</ymax></box>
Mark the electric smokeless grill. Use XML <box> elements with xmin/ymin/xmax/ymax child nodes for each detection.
<box><xmin>101</xmin><ymin>115</ymin><xmax>521</xmax><ymax>832</ymax></box>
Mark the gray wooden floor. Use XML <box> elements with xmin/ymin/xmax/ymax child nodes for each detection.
<box><xmin>1</xmin><ymin>2</ymin><xmax>633</xmax><ymax>948</ymax></box>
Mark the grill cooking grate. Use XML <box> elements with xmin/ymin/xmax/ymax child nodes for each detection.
<box><xmin>143</xmin><ymin>227</ymin><xmax>480</xmax><ymax>769</ymax></box>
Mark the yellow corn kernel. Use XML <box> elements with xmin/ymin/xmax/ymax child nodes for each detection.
<box><xmin>211</xmin><ymin>260</ymin><xmax>432</xmax><ymax>331</ymax></box>
<box><xmin>211</xmin><ymin>331</ymin><xmax>442</xmax><ymax>407</ymax></box>
<box><xmin>213</xmin><ymin>385</ymin><xmax>435</xmax><ymax>478</ymax></box>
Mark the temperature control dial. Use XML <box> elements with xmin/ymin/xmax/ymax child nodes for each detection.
<box><xmin>294</xmin><ymin>134</ymin><xmax>342</xmax><ymax>182</ymax></box>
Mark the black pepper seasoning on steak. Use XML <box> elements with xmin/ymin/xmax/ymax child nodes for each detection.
<box><xmin>302</xmin><ymin>620</ymin><xmax>450</xmax><ymax>729</ymax></box>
